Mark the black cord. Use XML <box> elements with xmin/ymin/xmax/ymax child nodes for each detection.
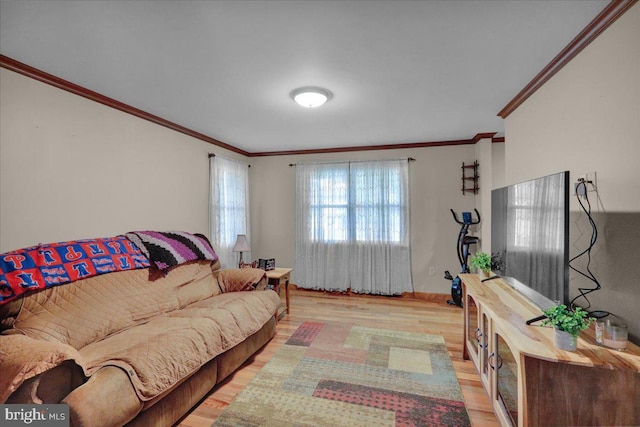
<box><xmin>569</xmin><ymin>179</ymin><xmax>601</xmax><ymax>311</ymax></box>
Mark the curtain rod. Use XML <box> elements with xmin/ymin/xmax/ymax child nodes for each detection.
<box><xmin>209</xmin><ymin>153</ymin><xmax>250</xmax><ymax>167</ymax></box>
<box><xmin>288</xmin><ymin>158</ymin><xmax>415</xmax><ymax>167</ymax></box>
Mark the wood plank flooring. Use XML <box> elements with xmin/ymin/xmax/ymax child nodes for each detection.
<box><xmin>178</xmin><ymin>289</ymin><xmax>499</xmax><ymax>427</ymax></box>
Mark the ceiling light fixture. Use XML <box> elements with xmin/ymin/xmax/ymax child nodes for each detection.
<box><xmin>290</xmin><ymin>86</ymin><xmax>333</xmax><ymax>108</ymax></box>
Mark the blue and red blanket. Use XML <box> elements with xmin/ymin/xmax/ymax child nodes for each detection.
<box><xmin>0</xmin><ymin>236</ymin><xmax>149</xmax><ymax>305</ymax></box>
<box><xmin>0</xmin><ymin>231</ymin><xmax>218</xmax><ymax>305</ymax></box>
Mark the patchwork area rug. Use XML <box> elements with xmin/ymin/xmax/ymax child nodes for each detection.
<box><xmin>213</xmin><ymin>322</ymin><xmax>470</xmax><ymax>427</ymax></box>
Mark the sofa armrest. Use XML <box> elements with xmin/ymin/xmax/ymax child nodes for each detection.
<box><xmin>63</xmin><ymin>366</ymin><xmax>142</xmax><ymax>427</ymax></box>
<box><xmin>217</xmin><ymin>268</ymin><xmax>266</xmax><ymax>293</ymax></box>
<box><xmin>0</xmin><ymin>334</ymin><xmax>86</xmax><ymax>403</ymax></box>
<box><xmin>6</xmin><ymin>361</ymin><xmax>85</xmax><ymax>405</ymax></box>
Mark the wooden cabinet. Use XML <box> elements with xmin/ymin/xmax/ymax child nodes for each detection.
<box><xmin>461</xmin><ymin>274</ymin><xmax>640</xmax><ymax>427</ymax></box>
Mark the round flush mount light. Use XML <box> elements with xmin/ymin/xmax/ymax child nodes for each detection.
<box><xmin>290</xmin><ymin>86</ymin><xmax>333</xmax><ymax>108</ymax></box>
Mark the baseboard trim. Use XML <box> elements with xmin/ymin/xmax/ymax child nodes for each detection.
<box><xmin>401</xmin><ymin>292</ymin><xmax>451</xmax><ymax>302</ymax></box>
<box><xmin>289</xmin><ymin>285</ymin><xmax>449</xmax><ymax>302</ymax></box>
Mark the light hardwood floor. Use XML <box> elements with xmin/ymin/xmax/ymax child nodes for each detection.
<box><xmin>178</xmin><ymin>289</ymin><xmax>499</xmax><ymax>427</ymax></box>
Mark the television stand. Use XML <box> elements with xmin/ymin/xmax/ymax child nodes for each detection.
<box><xmin>460</xmin><ymin>274</ymin><xmax>640</xmax><ymax>427</ymax></box>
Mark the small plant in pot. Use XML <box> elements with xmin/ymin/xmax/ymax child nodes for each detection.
<box><xmin>542</xmin><ymin>304</ymin><xmax>593</xmax><ymax>351</ymax></box>
<box><xmin>469</xmin><ymin>252</ymin><xmax>491</xmax><ymax>278</ymax></box>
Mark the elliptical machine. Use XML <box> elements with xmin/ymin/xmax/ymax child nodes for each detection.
<box><xmin>444</xmin><ymin>208</ymin><xmax>480</xmax><ymax>307</ymax></box>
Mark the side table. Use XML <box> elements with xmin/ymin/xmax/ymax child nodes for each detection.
<box><xmin>266</xmin><ymin>268</ymin><xmax>292</xmax><ymax>319</ymax></box>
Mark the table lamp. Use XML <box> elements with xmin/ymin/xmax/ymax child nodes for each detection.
<box><xmin>232</xmin><ymin>234</ymin><xmax>250</xmax><ymax>267</ymax></box>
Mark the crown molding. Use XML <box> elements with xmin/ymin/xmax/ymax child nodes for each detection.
<box><xmin>498</xmin><ymin>0</ymin><xmax>637</xmax><ymax>119</ymax></box>
<box><xmin>1</xmin><ymin>54</ymin><xmax>499</xmax><ymax>157</ymax></box>
<box><xmin>471</xmin><ymin>132</ymin><xmax>498</xmax><ymax>143</ymax></box>
<box><xmin>3</xmin><ymin>1</ymin><xmax>631</xmax><ymax>156</ymax></box>
<box><xmin>2</xmin><ymin>54</ymin><xmax>501</xmax><ymax>156</ymax></box>
<box><xmin>249</xmin><ymin>139</ymin><xmax>473</xmax><ymax>157</ymax></box>
<box><xmin>249</xmin><ymin>134</ymin><xmax>499</xmax><ymax>157</ymax></box>
<box><xmin>0</xmin><ymin>54</ymin><xmax>250</xmax><ymax>157</ymax></box>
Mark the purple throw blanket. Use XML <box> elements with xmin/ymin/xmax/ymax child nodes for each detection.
<box><xmin>125</xmin><ymin>231</ymin><xmax>218</xmax><ymax>274</ymax></box>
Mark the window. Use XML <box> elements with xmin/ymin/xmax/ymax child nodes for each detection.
<box><xmin>295</xmin><ymin>159</ymin><xmax>412</xmax><ymax>295</ymax></box>
<box><xmin>306</xmin><ymin>163</ymin><xmax>405</xmax><ymax>243</ymax></box>
<box><xmin>210</xmin><ymin>156</ymin><xmax>250</xmax><ymax>268</ymax></box>
<box><xmin>351</xmin><ymin>165</ymin><xmax>404</xmax><ymax>243</ymax></box>
<box><xmin>308</xmin><ymin>166</ymin><xmax>349</xmax><ymax>242</ymax></box>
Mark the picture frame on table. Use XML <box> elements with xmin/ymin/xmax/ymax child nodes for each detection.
<box><xmin>258</xmin><ymin>258</ymin><xmax>275</xmax><ymax>271</ymax></box>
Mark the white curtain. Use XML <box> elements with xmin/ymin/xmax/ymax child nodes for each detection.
<box><xmin>210</xmin><ymin>156</ymin><xmax>251</xmax><ymax>269</ymax></box>
<box><xmin>296</xmin><ymin>163</ymin><xmax>352</xmax><ymax>291</ymax></box>
<box><xmin>295</xmin><ymin>159</ymin><xmax>412</xmax><ymax>295</ymax></box>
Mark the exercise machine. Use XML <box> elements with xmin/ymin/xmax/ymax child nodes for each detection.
<box><xmin>444</xmin><ymin>208</ymin><xmax>480</xmax><ymax>306</ymax></box>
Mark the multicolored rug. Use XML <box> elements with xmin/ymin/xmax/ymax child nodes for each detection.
<box><xmin>213</xmin><ymin>322</ymin><xmax>470</xmax><ymax>427</ymax></box>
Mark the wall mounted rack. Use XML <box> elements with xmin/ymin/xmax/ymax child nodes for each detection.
<box><xmin>462</xmin><ymin>161</ymin><xmax>479</xmax><ymax>195</ymax></box>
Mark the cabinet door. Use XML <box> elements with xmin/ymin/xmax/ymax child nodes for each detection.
<box><xmin>491</xmin><ymin>333</ymin><xmax>519</xmax><ymax>427</ymax></box>
<box><xmin>464</xmin><ymin>293</ymin><xmax>481</xmax><ymax>368</ymax></box>
<box><xmin>480</xmin><ymin>311</ymin><xmax>491</xmax><ymax>393</ymax></box>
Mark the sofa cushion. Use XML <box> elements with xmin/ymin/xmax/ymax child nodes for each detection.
<box><xmin>8</xmin><ymin>261</ymin><xmax>220</xmax><ymax>349</ymax></box>
<box><xmin>133</xmin><ymin>317</ymin><xmax>276</xmax><ymax>427</ymax></box>
<box><xmin>78</xmin><ymin>290</ymin><xmax>280</xmax><ymax>401</ymax></box>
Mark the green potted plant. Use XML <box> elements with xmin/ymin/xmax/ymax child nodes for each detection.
<box><xmin>542</xmin><ymin>304</ymin><xmax>593</xmax><ymax>351</ymax></box>
<box><xmin>469</xmin><ymin>251</ymin><xmax>491</xmax><ymax>277</ymax></box>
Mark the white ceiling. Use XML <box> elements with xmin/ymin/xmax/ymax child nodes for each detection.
<box><xmin>0</xmin><ymin>0</ymin><xmax>608</xmax><ymax>153</ymax></box>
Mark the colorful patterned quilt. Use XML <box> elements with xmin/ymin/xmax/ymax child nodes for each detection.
<box><xmin>0</xmin><ymin>236</ymin><xmax>149</xmax><ymax>305</ymax></box>
<box><xmin>125</xmin><ymin>231</ymin><xmax>218</xmax><ymax>274</ymax></box>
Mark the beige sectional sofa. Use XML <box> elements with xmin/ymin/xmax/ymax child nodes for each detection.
<box><xmin>0</xmin><ymin>260</ymin><xmax>281</xmax><ymax>426</ymax></box>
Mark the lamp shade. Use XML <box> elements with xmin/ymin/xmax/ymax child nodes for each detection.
<box><xmin>232</xmin><ymin>234</ymin><xmax>250</xmax><ymax>252</ymax></box>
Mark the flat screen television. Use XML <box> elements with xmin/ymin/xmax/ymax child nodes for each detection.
<box><xmin>491</xmin><ymin>171</ymin><xmax>570</xmax><ymax>310</ymax></box>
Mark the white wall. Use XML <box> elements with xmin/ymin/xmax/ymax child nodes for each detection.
<box><xmin>504</xmin><ymin>4</ymin><xmax>639</xmax><ymax>341</ymax></box>
<box><xmin>1</xmin><ymin>65</ymin><xmax>504</xmax><ymax>296</ymax></box>
<box><xmin>250</xmin><ymin>145</ymin><xmax>484</xmax><ymax>294</ymax></box>
<box><xmin>492</xmin><ymin>142</ymin><xmax>505</xmax><ymax>190</ymax></box>
<box><xmin>475</xmin><ymin>138</ymin><xmax>506</xmax><ymax>253</ymax></box>
<box><xmin>505</xmin><ymin>6</ymin><xmax>639</xmax><ymax>211</ymax></box>
<box><xmin>0</xmin><ymin>68</ymin><xmax>244</xmax><ymax>251</ymax></box>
